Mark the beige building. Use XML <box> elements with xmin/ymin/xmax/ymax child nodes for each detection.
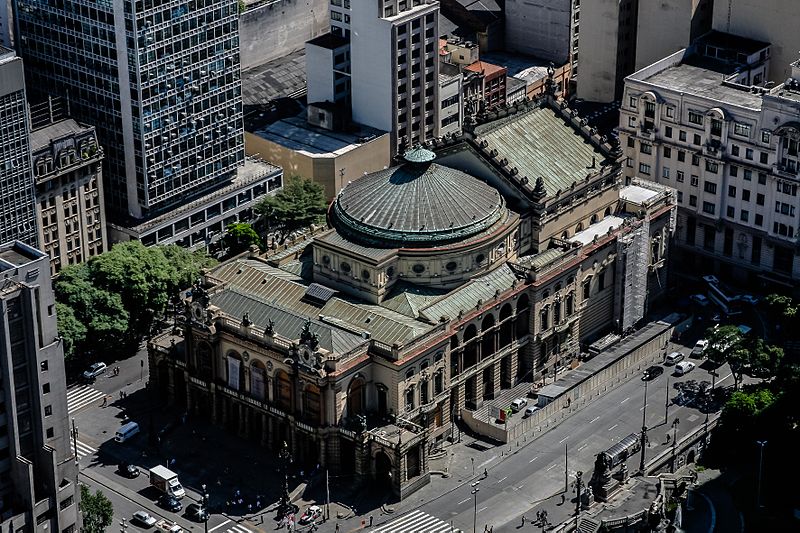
<box><xmin>245</xmin><ymin>109</ymin><xmax>391</xmax><ymax>201</ymax></box>
<box><xmin>577</xmin><ymin>0</ymin><xmax>712</xmax><ymax>103</ymax></box>
<box><xmin>713</xmin><ymin>0</ymin><xmax>800</xmax><ymax>83</ymax></box>
<box><xmin>30</xmin><ymin>118</ymin><xmax>107</xmax><ymax>275</ymax></box>
<box><xmin>150</xmin><ymin>85</ymin><xmax>676</xmax><ymax>500</ymax></box>
<box><xmin>621</xmin><ymin>32</ymin><xmax>800</xmax><ymax>288</ymax></box>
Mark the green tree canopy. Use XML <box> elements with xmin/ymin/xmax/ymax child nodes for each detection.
<box><xmin>254</xmin><ymin>176</ymin><xmax>327</xmax><ymax>243</ymax></box>
<box><xmin>223</xmin><ymin>222</ymin><xmax>262</xmax><ymax>254</ymax></box>
<box><xmin>160</xmin><ymin>243</ymin><xmax>217</xmax><ymax>291</ymax></box>
<box><xmin>55</xmin><ymin>302</ymin><xmax>86</xmax><ymax>361</ymax></box>
<box><xmin>79</xmin><ymin>485</ymin><xmax>114</xmax><ymax>533</ymax></box>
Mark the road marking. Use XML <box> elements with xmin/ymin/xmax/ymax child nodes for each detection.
<box><xmin>478</xmin><ymin>506</ymin><xmax>488</xmax><ymax>513</ymax></box>
<box><xmin>74</xmin><ymin>439</ymin><xmax>97</xmax><ymax>459</ymax></box>
<box><xmin>371</xmin><ymin>510</ymin><xmax>463</xmax><ymax>533</ymax></box>
<box><xmin>517</xmin><ymin>484</ymin><xmax>525</xmax><ymax>490</ymax></box>
<box><xmin>497</xmin><ymin>476</ymin><xmax>507</xmax><ymax>484</ymax></box>
<box><xmin>457</xmin><ymin>498</ymin><xmax>470</xmax><ymax>505</ymax></box>
<box><xmin>208</xmin><ymin>519</ymin><xmax>231</xmax><ymax>533</ymax></box>
<box><xmin>640</xmin><ymin>406</ymin><xmax>645</xmax><ymax>411</ymax></box>
<box><xmin>589</xmin><ymin>416</ymin><xmax>600</xmax><ymax>424</ymax></box>
<box><xmin>66</xmin><ymin>386</ymin><xmax>106</xmax><ymax>414</ymax></box>
<box><xmin>529</xmin><ymin>456</ymin><xmax>539</xmax><ymax>463</ymax></box>
<box><xmin>477</xmin><ymin>455</ymin><xmax>498</xmax><ymax>469</ymax></box>
<box><xmin>547</xmin><ymin>463</ymin><xmax>559</xmax><ymax>471</ymax></box>
<box><xmin>608</xmin><ymin>424</ymin><xmax>618</xmax><ymax>431</ymax></box>
<box><xmin>621</xmin><ymin>397</ymin><xmax>630</xmax><ymax>404</ymax></box>
<box><xmin>578</xmin><ymin>443</ymin><xmax>588</xmax><ymax>452</ymax></box>
<box><xmin>227</xmin><ymin>525</ymin><xmax>253</xmax><ymax>533</ymax></box>
<box><xmin>559</xmin><ymin>436</ymin><xmax>569</xmax><ymax>444</ymax></box>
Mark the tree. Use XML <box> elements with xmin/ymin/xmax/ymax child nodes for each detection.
<box><xmin>742</xmin><ymin>337</ymin><xmax>784</xmax><ymax>380</ymax></box>
<box><xmin>223</xmin><ymin>222</ymin><xmax>262</xmax><ymax>254</ymax></box>
<box><xmin>79</xmin><ymin>485</ymin><xmax>114</xmax><ymax>533</ymax></box>
<box><xmin>254</xmin><ymin>176</ymin><xmax>327</xmax><ymax>244</ymax></box>
<box><xmin>160</xmin><ymin>244</ymin><xmax>217</xmax><ymax>292</ymax></box>
<box><xmin>55</xmin><ymin>302</ymin><xmax>86</xmax><ymax>361</ymax></box>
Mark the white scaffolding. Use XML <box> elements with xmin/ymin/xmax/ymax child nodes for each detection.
<box><xmin>619</xmin><ymin>218</ymin><xmax>650</xmax><ymax>332</ymax></box>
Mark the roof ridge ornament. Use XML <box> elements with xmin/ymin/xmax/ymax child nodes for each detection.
<box><xmin>403</xmin><ymin>144</ymin><xmax>436</xmax><ymax>164</ymax></box>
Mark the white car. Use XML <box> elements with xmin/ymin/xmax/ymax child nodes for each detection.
<box><xmin>691</xmin><ymin>339</ymin><xmax>708</xmax><ymax>358</ymax></box>
<box><xmin>510</xmin><ymin>398</ymin><xmax>528</xmax><ymax>412</ymax></box>
<box><xmin>702</xmin><ymin>275</ymin><xmax>719</xmax><ymax>285</ymax></box>
<box><xmin>523</xmin><ymin>405</ymin><xmax>540</xmax><ymax>418</ymax></box>
<box><xmin>690</xmin><ymin>294</ymin><xmax>710</xmax><ymax>307</ymax></box>
<box><xmin>132</xmin><ymin>510</ymin><xmax>157</xmax><ymax>528</ymax></box>
<box><xmin>674</xmin><ymin>361</ymin><xmax>696</xmax><ymax>376</ymax></box>
<box><xmin>81</xmin><ymin>362</ymin><xmax>107</xmax><ymax>381</ymax></box>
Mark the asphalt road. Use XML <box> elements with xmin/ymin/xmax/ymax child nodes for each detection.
<box><xmin>407</xmin><ymin>351</ymin><xmax>731</xmax><ymax>532</ymax></box>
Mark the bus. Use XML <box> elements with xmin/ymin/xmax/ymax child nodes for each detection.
<box><xmin>707</xmin><ymin>283</ymin><xmax>742</xmax><ymax>316</ymax></box>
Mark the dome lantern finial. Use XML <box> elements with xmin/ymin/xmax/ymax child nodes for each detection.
<box><xmin>403</xmin><ymin>144</ymin><xmax>436</xmax><ymax>164</ymax></box>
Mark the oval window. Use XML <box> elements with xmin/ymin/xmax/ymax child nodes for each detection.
<box><xmin>445</xmin><ymin>261</ymin><xmax>458</xmax><ymax>272</ymax></box>
<box><xmin>475</xmin><ymin>254</ymin><xmax>486</xmax><ymax>264</ymax></box>
<box><xmin>340</xmin><ymin>262</ymin><xmax>351</xmax><ymax>273</ymax></box>
<box><xmin>362</xmin><ymin>269</ymin><xmax>371</xmax><ymax>280</ymax></box>
<box><xmin>412</xmin><ymin>264</ymin><xmax>425</xmax><ymax>274</ymax></box>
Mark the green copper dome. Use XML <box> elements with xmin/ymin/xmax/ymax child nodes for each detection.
<box><xmin>403</xmin><ymin>145</ymin><xmax>437</xmax><ymax>164</ymax></box>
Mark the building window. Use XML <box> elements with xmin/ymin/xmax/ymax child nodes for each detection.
<box><xmin>740</xmin><ymin>210</ymin><xmax>749</xmax><ymax>222</ymax></box>
<box><xmin>758</xmin><ymin>173</ymin><xmax>767</xmax><ymax>185</ymax></box>
<box><xmin>742</xmin><ymin>189</ymin><xmax>751</xmax><ymax>201</ymax></box>
<box><xmin>405</xmin><ymin>387</ymin><xmax>415</xmax><ymax>410</ymax></box>
<box><xmin>760</xmin><ymin>152</ymin><xmax>769</xmax><ymax>164</ymax></box>
<box><xmin>692</xmin><ymin>154</ymin><xmax>700</xmax><ymax>166</ymax></box>
<box><xmin>761</xmin><ymin>131</ymin><xmax>771</xmax><ymax>144</ymax></box>
<box><xmin>662</xmin><ymin>167</ymin><xmax>670</xmax><ymax>179</ymax></box>
<box><xmin>639</xmin><ymin>163</ymin><xmax>651</xmax><ymax>175</ymax></box>
<box><xmin>756</xmin><ymin>193</ymin><xmax>765</xmax><ymax>206</ymax></box>
<box><xmin>627</xmin><ymin>137</ymin><xmax>635</xmax><ymax>148</ymax></box>
<box><xmin>731</xmin><ymin>145</ymin><xmax>740</xmax><ymax>156</ymax></box>
<box><xmin>679</xmin><ymin>130</ymin><xmax>687</xmax><ymax>142</ymax></box>
<box><xmin>711</xmin><ymin>119</ymin><xmax>722</xmax><ymax>136</ymax></box>
<box><xmin>677</xmin><ymin>191</ymin><xmax>683</xmax><ymax>203</ymax></box>
<box><xmin>666</xmin><ymin>106</ymin><xmax>675</xmax><ymax>118</ymax></box>
<box><xmin>755</xmin><ymin>213</ymin><xmax>763</xmax><ymax>226</ymax></box>
<box><xmin>691</xmin><ymin>175</ymin><xmax>699</xmax><ymax>187</ymax></box>
<box><xmin>665</xmin><ymin>126</ymin><xmax>673</xmax><ymax>138</ymax></box>
<box><xmin>726</xmin><ymin>206</ymin><xmax>735</xmax><ymax>218</ymax></box>
<box><xmin>705</xmin><ymin>161</ymin><xmax>719</xmax><ymax>173</ymax></box>
<box><xmin>744</xmin><ymin>169</ymin><xmax>753</xmax><ymax>181</ymax></box>
<box><xmin>640</xmin><ymin>142</ymin><xmax>652</xmax><ymax>154</ymax></box>
<box><xmin>540</xmin><ymin>308</ymin><xmax>549</xmax><ymax>330</ymax></box>
<box><xmin>434</xmin><ymin>371</ymin><xmax>443</xmax><ymax>394</ymax></box>
<box><xmin>626</xmin><ymin>157</ymin><xmax>633</xmax><ymax>168</ymax></box>
<box><xmin>677</xmin><ymin>150</ymin><xmax>686</xmax><ymax>162</ymax></box>
<box><xmin>598</xmin><ymin>270</ymin><xmax>606</xmax><ymax>290</ymax></box>
<box><xmin>746</xmin><ymin>148</ymin><xmax>754</xmax><ymax>160</ymax></box>
<box><xmin>628</xmin><ymin>116</ymin><xmax>636</xmax><ymax>128</ymax></box>
<box><xmin>733</xmin><ymin>123</ymin><xmax>751</xmax><ymax>137</ymax></box>
<box><xmin>703</xmin><ymin>182</ymin><xmax>717</xmax><ymax>194</ymax></box>
<box><xmin>730</xmin><ymin>165</ymin><xmax>738</xmax><ymax>177</ymax></box>
<box><xmin>702</xmin><ymin>202</ymin><xmax>716</xmax><ymax>215</ymax></box>
<box><xmin>689</xmin><ymin>195</ymin><xmax>697</xmax><ymax>207</ymax></box>
<box><xmin>676</xmin><ymin>171</ymin><xmax>685</xmax><ymax>182</ymax></box>
<box><xmin>629</xmin><ymin>96</ymin><xmax>638</xmax><ymax>109</ymax></box>
<box><xmin>694</xmin><ymin>134</ymin><xmax>701</xmax><ymax>145</ymax></box>
<box><xmin>582</xmin><ymin>278</ymin><xmax>591</xmax><ymax>300</ymax></box>
<box><xmin>688</xmin><ymin>111</ymin><xmax>703</xmax><ymax>125</ymax></box>
<box><xmin>41</xmin><ymin>360</ymin><xmax>48</xmax><ymax>371</ymax></box>
<box><xmin>43</xmin><ymin>383</ymin><xmax>50</xmax><ymax>394</ymax></box>
<box><xmin>663</xmin><ymin>146</ymin><xmax>672</xmax><ymax>158</ymax></box>
<box><xmin>46</xmin><ymin>427</ymin><xmax>54</xmax><ymax>438</ymax></box>
<box><xmin>44</xmin><ymin>405</ymin><xmax>52</xmax><ymax>416</ymax></box>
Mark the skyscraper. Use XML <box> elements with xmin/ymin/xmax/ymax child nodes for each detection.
<box><xmin>0</xmin><ymin>46</ymin><xmax>38</xmax><ymax>247</ymax></box>
<box><xmin>0</xmin><ymin>240</ymin><xmax>78</xmax><ymax>532</ymax></box>
<box><xmin>14</xmin><ymin>0</ymin><xmax>247</xmax><ymax>243</ymax></box>
<box><xmin>308</xmin><ymin>0</ymin><xmax>441</xmax><ymax>153</ymax></box>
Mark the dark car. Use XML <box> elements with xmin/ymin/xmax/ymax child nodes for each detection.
<box><xmin>158</xmin><ymin>494</ymin><xmax>182</xmax><ymax>513</ymax></box>
<box><xmin>642</xmin><ymin>365</ymin><xmax>664</xmax><ymax>381</ymax></box>
<box><xmin>185</xmin><ymin>503</ymin><xmax>208</xmax><ymax>522</ymax></box>
<box><xmin>117</xmin><ymin>462</ymin><xmax>140</xmax><ymax>478</ymax></box>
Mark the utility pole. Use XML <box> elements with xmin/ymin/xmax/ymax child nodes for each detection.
<box><xmin>564</xmin><ymin>443</ymin><xmax>569</xmax><ymax>494</ymax></box>
<box><xmin>574</xmin><ymin>471</ymin><xmax>583</xmax><ymax>517</ymax></box>
<box><xmin>471</xmin><ymin>481</ymin><xmax>480</xmax><ymax>533</ymax></box>
<box><xmin>640</xmin><ymin>376</ymin><xmax>649</xmax><ymax>473</ymax></box>
<box><xmin>671</xmin><ymin>418</ymin><xmax>681</xmax><ymax>473</ymax></box>
<box><xmin>664</xmin><ymin>375</ymin><xmax>670</xmax><ymax>425</ymax></box>
<box><xmin>756</xmin><ymin>440</ymin><xmax>767</xmax><ymax>509</ymax></box>
<box><xmin>202</xmin><ymin>483</ymin><xmax>209</xmax><ymax>533</ymax></box>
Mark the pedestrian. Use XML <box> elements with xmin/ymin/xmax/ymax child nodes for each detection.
<box><xmin>484</xmin><ymin>468</ymin><xmax>488</xmax><ymax>478</ymax></box>
<box><xmin>666</xmin><ymin>433</ymin><xmax>671</xmax><ymax>443</ymax></box>
<box><xmin>521</xmin><ymin>515</ymin><xmax>525</xmax><ymax>527</ymax></box>
<box><xmin>248</xmin><ymin>503</ymin><xmax>252</xmax><ymax>514</ymax></box>
<box><xmin>369</xmin><ymin>515</ymin><xmax>373</xmax><ymax>526</ymax></box>
<box><xmin>335</xmin><ymin>523</ymin><xmax>340</xmax><ymax>533</ymax></box>
<box><xmin>561</xmin><ymin>493</ymin><xmax>566</xmax><ymax>504</ymax></box>
<box><xmin>536</xmin><ymin>511</ymin><xmax>541</xmax><ymax>523</ymax></box>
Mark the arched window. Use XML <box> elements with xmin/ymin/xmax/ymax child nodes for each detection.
<box><xmin>463</xmin><ymin>324</ymin><xmax>478</xmax><ymax>369</ymax></box>
<box><xmin>196</xmin><ymin>342</ymin><xmax>213</xmax><ymax>381</ymax></box>
<box><xmin>591</xmin><ymin>214</ymin><xmax>599</xmax><ymax>224</ymax></box>
<box><xmin>303</xmin><ymin>384</ymin><xmax>322</xmax><ymax>424</ymax></box>
<box><xmin>499</xmin><ymin>304</ymin><xmax>513</xmax><ymax>348</ymax></box>
<box><xmin>481</xmin><ymin>314</ymin><xmax>496</xmax><ymax>358</ymax></box>
<box><xmin>540</xmin><ymin>306</ymin><xmax>550</xmax><ymax>330</ymax></box>
<box><xmin>226</xmin><ymin>351</ymin><xmax>245</xmax><ymax>391</ymax></box>
<box><xmin>274</xmin><ymin>370</ymin><xmax>292</xmax><ymax>411</ymax></box>
<box><xmin>516</xmin><ymin>294</ymin><xmax>530</xmax><ymax>337</ymax></box>
<box><xmin>347</xmin><ymin>376</ymin><xmax>365</xmax><ymax>416</ymax></box>
<box><xmin>250</xmin><ymin>360</ymin><xmax>267</xmax><ymax>401</ymax></box>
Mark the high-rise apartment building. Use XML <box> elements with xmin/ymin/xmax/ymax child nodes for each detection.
<box><xmin>0</xmin><ymin>46</ymin><xmax>38</xmax><ymax>247</ymax></box>
<box><xmin>13</xmin><ymin>0</ymin><xmax>247</xmax><ymax>243</ymax></box>
<box><xmin>30</xmin><ymin>102</ymin><xmax>108</xmax><ymax>275</ymax></box>
<box><xmin>308</xmin><ymin>0</ymin><xmax>440</xmax><ymax>153</ymax></box>
<box><xmin>0</xmin><ymin>241</ymin><xmax>78</xmax><ymax>532</ymax></box>
<box><xmin>504</xmin><ymin>0</ymin><xmax>573</xmax><ymax>64</ymax></box>
<box><xmin>621</xmin><ymin>32</ymin><xmax>800</xmax><ymax>285</ymax></box>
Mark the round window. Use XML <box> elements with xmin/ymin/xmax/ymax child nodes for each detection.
<box><xmin>445</xmin><ymin>261</ymin><xmax>458</xmax><ymax>272</ymax></box>
<box><xmin>387</xmin><ymin>266</ymin><xmax>395</xmax><ymax>278</ymax></box>
<box><xmin>340</xmin><ymin>262</ymin><xmax>351</xmax><ymax>273</ymax></box>
<box><xmin>412</xmin><ymin>264</ymin><xmax>425</xmax><ymax>274</ymax></box>
<box><xmin>475</xmin><ymin>254</ymin><xmax>486</xmax><ymax>264</ymax></box>
<box><xmin>362</xmin><ymin>269</ymin><xmax>371</xmax><ymax>280</ymax></box>
<box><xmin>322</xmin><ymin>255</ymin><xmax>330</xmax><ymax>264</ymax></box>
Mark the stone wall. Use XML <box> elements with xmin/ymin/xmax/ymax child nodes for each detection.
<box><xmin>240</xmin><ymin>0</ymin><xmax>329</xmax><ymax>70</ymax></box>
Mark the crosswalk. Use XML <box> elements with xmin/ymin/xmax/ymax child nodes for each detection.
<box><xmin>67</xmin><ymin>385</ymin><xmax>106</xmax><ymax>414</ymax></box>
<box><xmin>208</xmin><ymin>521</ymin><xmax>253</xmax><ymax>533</ymax></box>
<box><xmin>371</xmin><ymin>510</ymin><xmax>462</xmax><ymax>533</ymax></box>
<box><xmin>74</xmin><ymin>439</ymin><xmax>97</xmax><ymax>459</ymax></box>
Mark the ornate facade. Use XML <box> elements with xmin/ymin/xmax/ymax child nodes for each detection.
<box><xmin>150</xmin><ymin>89</ymin><xmax>676</xmax><ymax>499</ymax></box>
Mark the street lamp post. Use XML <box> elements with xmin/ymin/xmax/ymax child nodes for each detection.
<box><xmin>574</xmin><ymin>470</ymin><xmax>583</xmax><ymax>517</ymax></box>
<box><xmin>640</xmin><ymin>376</ymin><xmax>649</xmax><ymax>473</ymax></box>
<box><xmin>471</xmin><ymin>481</ymin><xmax>480</xmax><ymax>533</ymax></box>
<box><xmin>278</xmin><ymin>441</ymin><xmax>293</xmax><ymax>517</ymax></box>
<box><xmin>664</xmin><ymin>375</ymin><xmax>670</xmax><ymax>425</ymax></box>
<box><xmin>202</xmin><ymin>483</ymin><xmax>210</xmax><ymax>533</ymax></box>
<box><xmin>671</xmin><ymin>418</ymin><xmax>681</xmax><ymax>473</ymax></box>
<box><xmin>756</xmin><ymin>440</ymin><xmax>767</xmax><ymax>509</ymax></box>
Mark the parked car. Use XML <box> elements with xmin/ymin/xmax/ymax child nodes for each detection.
<box><xmin>132</xmin><ymin>510</ymin><xmax>157</xmax><ymax>528</ymax></box>
<box><xmin>664</xmin><ymin>352</ymin><xmax>685</xmax><ymax>365</ymax></box>
<box><xmin>510</xmin><ymin>398</ymin><xmax>528</xmax><ymax>412</ymax></box>
<box><xmin>185</xmin><ymin>503</ymin><xmax>208</xmax><ymax>522</ymax></box>
<box><xmin>299</xmin><ymin>505</ymin><xmax>322</xmax><ymax>525</ymax></box>
<box><xmin>81</xmin><ymin>362</ymin><xmax>107</xmax><ymax>382</ymax></box>
<box><xmin>118</xmin><ymin>462</ymin><xmax>140</xmax><ymax>478</ymax></box>
<box><xmin>690</xmin><ymin>340</ymin><xmax>709</xmax><ymax>358</ymax></box>
<box><xmin>690</xmin><ymin>294</ymin><xmax>710</xmax><ymax>307</ymax></box>
<box><xmin>703</xmin><ymin>275</ymin><xmax>719</xmax><ymax>285</ymax></box>
<box><xmin>642</xmin><ymin>365</ymin><xmax>664</xmax><ymax>381</ymax></box>
<box><xmin>674</xmin><ymin>361</ymin><xmax>696</xmax><ymax>376</ymax></box>
<box><xmin>158</xmin><ymin>494</ymin><xmax>182</xmax><ymax>513</ymax></box>
<box><xmin>523</xmin><ymin>405</ymin><xmax>540</xmax><ymax>418</ymax></box>
<box><xmin>739</xmin><ymin>294</ymin><xmax>759</xmax><ymax>305</ymax></box>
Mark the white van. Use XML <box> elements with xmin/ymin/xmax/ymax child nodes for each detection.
<box><xmin>664</xmin><ymin>352</ymin><xmax>685</xmax><ymax>365</ymax></box>
<box><xmin>674</xmin><ymin>361</ymin><xmax>696</xmax><ymax>376</ymax></box>
<box><xmin>115</xmin><ymin>421</ymin><xmax>140</xmax><ymax>443</ymax></box>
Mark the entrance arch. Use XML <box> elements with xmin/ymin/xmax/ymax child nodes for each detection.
<box><xmin>374</xmin><ymin>451</ymin><xmax>393</xmax><ymax>487</ymax></box>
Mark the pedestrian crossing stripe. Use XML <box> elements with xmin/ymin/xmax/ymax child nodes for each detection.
<box><xmin>226</xmin><ymin>525</ymin><xmax>252</xmax><ymax>533</ymax></box>
<box><xmin>371</xmin><ymin>510</ymin><xmax>462</xmax><ymax>533</ymax></box>
<box><xmin>67</xmin><ymin>386</ymin><xmax>106</xmax><ymax>414</ymax></box>
<box><xmin>75</xmin><ymin>439</ymin><xmax>96</xmax><ymax>459</ymax></box>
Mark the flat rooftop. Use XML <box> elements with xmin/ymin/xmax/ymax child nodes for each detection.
<box><xmin>251</xmin><ymin>115</ymin><xmax>386</xmax><ymax>156</ymax></box>
<box><xmin>0</xmin><ymin>241</ymin><xmax>45</xmax><ymax>270</ymax></box>
<box><xmin>30</xmin><ymin>119</ymin><xmax>93</xmax><ymax>152</ymax></box>
<box><xmin>569</xmin><ymin>216</ymin><xmax>625</xmax><ymax>246</ymax></box>
<box><xmin>242</xmin><ymin>48</ymin><xmax>306</xmax><ymax>106</ymax></box>
<box><xmin>620</xmin><ymin>184</ymin><xmax>660</xmax><ymax>205</ymax></box>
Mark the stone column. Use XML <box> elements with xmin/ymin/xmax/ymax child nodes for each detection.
<box><xmin>510</xmin><ymin>348</ymin><xmax>520</xmax><ymax>385</ymax></box>
<box><xmin>241</xmin><ymin>403</ymin><xmax>250</xmax><ymax>438</ymax></box>
<box><xmin>261</xmin><ymin>413</ymin><xmax>268</xmax><ymax>447</ymax></box>
<box><xmin>318</xmin><ymin>436</ymin><xmax>327</xmax><ymax>468</ymax></box>
<box><xmin>492</xmin><ymin>361</ymin><xmax>501</xmax><ymax>397</ymax></box>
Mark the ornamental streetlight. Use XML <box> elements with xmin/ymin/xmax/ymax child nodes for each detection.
<box><xmin>201</xmin><ymin>483</ymin><xmax>210</xmax><ymax>533</ymax></box>
<box><xmin>471</xmin><ymin>481</ymin><xmax>480</xmax><ymax>533</ymax></box>
<box><xmin>277</xmin><ymin>441</ymin><xmax>294</xmax><ymax>517</ymax></box>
